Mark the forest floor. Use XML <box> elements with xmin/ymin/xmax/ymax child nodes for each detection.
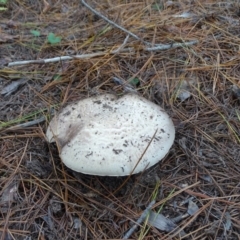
<box><xmin>0</xmin><ymin>0</ymin><xmax>240</xmax><ymax>239</ymax></box>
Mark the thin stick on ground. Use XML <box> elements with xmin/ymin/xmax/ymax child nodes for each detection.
<box><xmin>7</xmin><ymin>39</ymin><xmax>197</xmax><ymax>67</ymax></box>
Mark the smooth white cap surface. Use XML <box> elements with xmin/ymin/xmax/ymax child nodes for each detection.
<box><xmin>46</xmin><ymin>94</ymin><xmax>175</xmax><ymax>176</ymax></box>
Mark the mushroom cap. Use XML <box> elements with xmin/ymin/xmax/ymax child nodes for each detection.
<box><xmin>46</xmin><ymin>94</ymin><xmax>175</xmax><ymax>176</ymax></box>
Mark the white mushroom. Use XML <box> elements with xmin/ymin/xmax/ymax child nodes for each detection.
<box><xmin>46</xmin><ymin>94</ymin><xmax>175</xmax><ymax>176</ymax></box>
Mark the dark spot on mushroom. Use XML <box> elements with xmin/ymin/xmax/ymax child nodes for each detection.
<box><xmin>123</xmin><ymin>140</ymin><xmax>129</xmax><ymax>147</ymax></box>
<box><xmin>85</xmin><ymin>151</ymin><xmax>93</xmax><ymax>158</ymax></box>
<box><xmin>121</xmin><ymin>167</ymin><xmax>124</xmax><ymax>172</ymax></box>
<box><xmin>93</xmin><ymin>100</ymin><xmax>102</xmax><ymax>104</ymax></box>
<box><xmin>72</xmin><ymin>107</ymin><xmax>76</xmax><ymax>110</ymax></box>
<box><xmin>113</xmin><ymin>149</ymin><xmax>123</xmax><ymax>154</ymax></box>
<box><xmin>63</xmin><ymin>111</ymin><xmax>71</xmax><ymax>116</ymax></box>
<box><xmin>77</xmin><ymin>114</ymin><xmax>81</xmax><ymax>118</ymax></box>
<box><xmin>160</xmin><ymin>128</ymin><xmax>165</xmax><ymax>133</ymax></box>
<box><xmin>143</xmin><ymin>137</ymin><xmax>151</xmax><ymax>143</ymax></box>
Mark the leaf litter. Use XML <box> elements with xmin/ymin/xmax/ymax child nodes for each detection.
<box><xmin>1</xmin><ymin>78</ymin><xmax>27</xmax><ymax>96</ymax></box>
<box><xmin>0</xmin><ymin>0</ymin><xmax>240</xmax><ymax>239</ymax></box>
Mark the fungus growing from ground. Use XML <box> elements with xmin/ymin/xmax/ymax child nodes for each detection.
<box><xmin>46</xmin><ymin>94</ymin><xmax>175</xmax><ymax>176</ymax></box>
